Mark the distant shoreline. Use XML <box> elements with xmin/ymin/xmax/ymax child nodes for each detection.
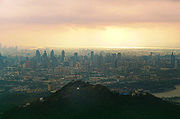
<box><xmin>153</xmin><ymin>85</ymin><xmax>180</xmax><ymax>98</ymax></box>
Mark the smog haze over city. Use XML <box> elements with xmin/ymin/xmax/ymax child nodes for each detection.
<box><xmin>1</xmin><ymin>0</ymin><xmax>180</xmax><ymax>119</ymax></box>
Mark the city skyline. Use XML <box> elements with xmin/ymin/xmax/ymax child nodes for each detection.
<box><xmin>1</xmin><ymin>1</ymin><xmax>180</xmax><ymax>118</ymax></box>
<box><xmin>1</xmin><ymin>0</ymin><xmax>180</xmax><ymax>48</ymax></box>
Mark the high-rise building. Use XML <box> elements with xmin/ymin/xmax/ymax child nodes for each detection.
<box><xmin>61</xmin><ymin>50</ymin><xmax>65</xmax><ymax>62</ymax></box>
<box><xmin>91</xmin><ymin>51</ymin><xmax>94</xmax><ymax>61</ymax></box>
<box><xmin>112</xmin><ymin>53</ymin><xmax>117</xmax><ymax>68</ymax></box>
<box><xmin>171</xmin><ymin>52</ymin><xmax>175</xmax><ymax>68</ymax></box>
<box><xmin>36</xmin><ymin>50</ymin><xmax>41</xmax><ymax>57</ymax></box>
<box><xmin>117</xmin><ymin>53</ymin><xmax>121</xmax><ymax>61</ymax></box>
<box><xmin>42</xmin><ymin>50</ymin><xmax>48</xmax><ymax>67</ymax></box>
<box><xmin>43</xmin><ymin>50</ymin><xmax>48</xmax><ymax>58</ymax></box>
<box><xmin>50</xmin><ymin>50</ymin><xmax>55</xmax><ymax>59</ymax></box>
<box><xmin>35</xmin><ymin>50</ymin><xmax>41</xmax><ymax>63</ymax></box>
<box><xmin>50</xmin><ymin>49</ymin><xmax>57</xmax><ymax>67</ymax></box>
<box><xmin>73</xmin><ymin>52</ymin><xmax>78</xmax><ymax>66</ymax></box>
<box><xmin>105</xmin><ymin>53</ymin><xmax>111</xmax><ymax>63</ymax></box>
<box><xmin>97</xmin><ymin>53</ymin><xmax>104</xmax><ymax>68</ymax></box>
<box><xmin>74</xmin><ymin>52</ymin><xmax>78</xmax><ymax>61</ymax></box>
<box><xmin>150</xmin><ymin>52</ymin><xmax>153</xmax><ymax>56</ymax></box>
<box><xmin>155</xmin><ymin>54</ymin><xmax>161</xmax><ymax>68</ymax></box>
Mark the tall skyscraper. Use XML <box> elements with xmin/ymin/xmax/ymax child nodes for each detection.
<box><xmin>117</xmin><ymin>53</ymin><xmax>121</xmax><ymax>61</ymax></box>
<box><xmin>97</xmin><ymin>53</ymin><xmax>104</xmax><ymax>67</ymax></box>
<box><xmin>50</xmin><ymin>50</ymin><xmax>55</xmax><ymax>59</ymax></box>
<box><xmin>74</xmin><ymin>52</ymin><xmax>78</xmax><ymax>61</ymax></box>
<box><xmin>91</xmin><ymin>51</ymin><xmax>94</xmax><ymax>62</ymax></box>
<box><xmin>43</xmin><ymin>51</ymin><xmax>48</xmax><ymax>59</ymax></box>
<box><xmin>171</xmin><ymin>52</ymin><xmax>175</xmax><ymax>68</ymax></box>
<box><xmin>73</xmin><ymin>52</ymin><xmax>78</xmax><ymax>66</ymax></box>
<box><xmin>36</xmin><ymin>50</ymin><xmax>41</xmax><ymax>57</ymax></box>
<box><xmin>150</xmin><ymin>52</ymin><xmax>153</xmax><ymax>56</ymax></box>
<box><xmin>35</xmin><ymin>50</ymin><xmax>41</xmax><ymax>64</ymax></box>
<box><xmin>155</xmin><ymin>54</ymin><xmax>161</xmax><ymax>68</ymax></box>
<box><xmin>112</xmin><ymin>53</ymin><xmax>117</xmax><ymax>68</ymax></box>
<box><xmin>61</xmin><ymin>50</ymin><xmax>65</xmax><ymax>62</ymax></box>
<box><xmin>42</xmin><ymin>50</ymin><xmax>48</xmax><ymax>67</ymax></box>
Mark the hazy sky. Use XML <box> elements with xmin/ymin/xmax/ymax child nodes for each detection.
<box><xmin>0</xmin><ymin>0</ymin><xmax>180</xmax><ymax>48</ymax></box>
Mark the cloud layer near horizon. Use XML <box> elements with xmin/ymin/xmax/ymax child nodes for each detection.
<box><xmin>0</xmin><ymin>0</ymin><xmax>180</xmax><ymax>48</ymax></box>
<box><xmin>1</xmin><ymin>0</ymin><xmax>180</xmax><ymax>24</ymax></box>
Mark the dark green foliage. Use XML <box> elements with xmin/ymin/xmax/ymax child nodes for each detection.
<box><xmin>2</xmin><ymin>81</ymin><xmax>180</xmax><ymax>119</ymax></box>
<box><xmin>0</xmin><ymin>92</ymin><xmax>50</xmax><ymax>117</ymax></box>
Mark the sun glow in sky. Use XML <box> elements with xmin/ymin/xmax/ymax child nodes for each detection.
<box><xmin>0</xmin><ymin>0</ymin><xmax>180</xmax><ymax>48</ymax></box>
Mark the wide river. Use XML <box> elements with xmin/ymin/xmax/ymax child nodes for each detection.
<box><xmin>153</xmin><ymin>85</ymin><xmax>180</xmax><ymax>98</ymax></box>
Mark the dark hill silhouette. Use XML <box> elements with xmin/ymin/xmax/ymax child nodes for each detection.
<box><xmin>2</xmin><ymin>81</ymin><xmax>180</xmax><ymax>119</ymax></box>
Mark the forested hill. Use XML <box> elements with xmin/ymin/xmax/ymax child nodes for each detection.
<box><xmin>2</xmin><ymin>81</ymin><xmax>180</xmax><ymax>119</ymax></box>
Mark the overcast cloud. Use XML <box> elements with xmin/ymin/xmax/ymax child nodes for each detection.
<box><xmin>0</xmin><ymin>0</ymin><xmax>180</xmax><ymax>25</ymax></box>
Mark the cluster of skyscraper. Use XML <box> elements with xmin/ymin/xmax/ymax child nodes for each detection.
<box><xmin>31</xmin><ymin>49</ymin><xmax>122</xmax><ymax>70</ymax></box>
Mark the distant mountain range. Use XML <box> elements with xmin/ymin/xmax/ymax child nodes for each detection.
<box><xmin>2</xmin><ymin>81</ymin><xmax>180</xmax><ymax>119</ymax></box>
